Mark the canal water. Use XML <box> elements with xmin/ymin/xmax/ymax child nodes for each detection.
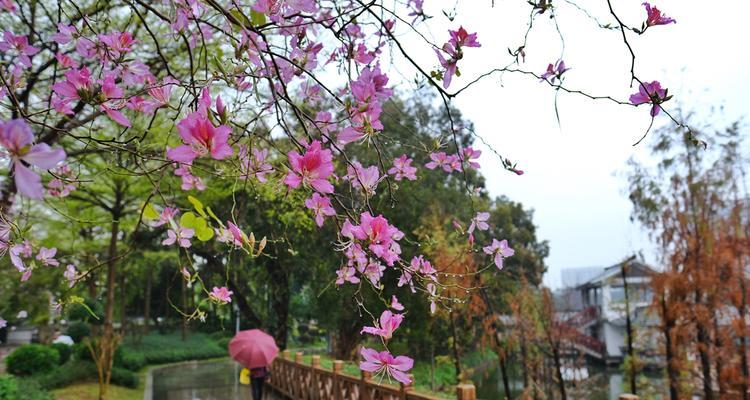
<box><xmin>472</xmin><ymin>363</ymin><xmax>665</xmax><ymax>400</ymax></box>
<box><xmin>150</xmin><ymin>360</ymin><xmax>282</xmax><ymax>400</ymax></box>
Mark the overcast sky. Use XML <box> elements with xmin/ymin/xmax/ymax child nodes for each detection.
<box><xmin>389</xmin><ymin>1</ymin><xmax>750</xmax><ymax>288</ymax></box>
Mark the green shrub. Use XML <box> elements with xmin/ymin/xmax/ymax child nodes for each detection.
<box><xmin>215</xmin><ymin>336</ymin><xmax>231</xmax><ymax>350</ymax></box>
<box><xmin>0</xmin><ymin>374</ymin><xmax>19</xmax><ymax>399</ymax></box>
<box><xmin>49</xmin><ymin>343</ymin><xmax>72</xmax><ymax>365</ymax></box>
<box><xmin>35</xmin><ymin>360</ymin><xmax>138</xmax><ymax>390</ymax></box>
<box><xmin>65</xmin><ymin>321</ymin><xmax>90</xmax><ymax>343</ymax></box>
<box><xmin>0</xmin><ymin>375</ymin><xmax>53</xmax><ymax>400</ymax></box>
<box><xmin>5</xmin><ymin>345</ymin><xmax>60</xmax><ymax>377</ymax></box>
<box><xmin>120</xmin><ymin>332</ymin><xmax>226</xmax><ymax>366</ymax></box>
<box><xmin>65</xmin><ymin>298</ymin><xmax>103</xmax><ymax>323</ymax></box>
<box><xmin>116</xmin><ymin>349</ymin><xmax>146</xmax><ymax>371</ymax></box>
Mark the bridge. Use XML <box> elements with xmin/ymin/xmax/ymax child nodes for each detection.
<box><xmin>267</xmin><ymin>350</ymin><xmax>477</xmax><ymax>400</ymax></box>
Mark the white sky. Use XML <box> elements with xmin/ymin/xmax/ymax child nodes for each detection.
<box><xmin>386</xmin><ymin>0</ymin><xmax>750</xmax><ymax>288</ymax></box>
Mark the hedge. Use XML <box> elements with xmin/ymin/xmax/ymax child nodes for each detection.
<box><xmin>35</xmin><ymin>360</ymin><xmax>138</xmax><ymax>390</ymax></box>
<box><xmin>0</xmin><ymin>375</ymin><xmax>53</xmax><ymax>400</ymax></box>
<box><xmin>5</xmin><ymin>345</ymin><xmax>59</xmax><ymax>377</ymax></box>
<box><xmin>117</xmin><ymin>332</ymin><xmax>226</xmax><ymax>370</ymax></box>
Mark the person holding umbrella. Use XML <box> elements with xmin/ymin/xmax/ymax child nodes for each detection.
<box><xmin>229</xmin><ymin>329</ymin><xmax>279</xmax><ymax>400</ymax></box>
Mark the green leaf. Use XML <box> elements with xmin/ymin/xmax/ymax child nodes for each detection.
<box><xmin>229</xmin><ymin>9</ymin><xmax>252</xmax><ymax>28</ymax></box>
<box><xmin>206</xmin><ymin>206</ymin><xmax>222</xmax><ymax>224</ymax></box>
<box><xmin>180</xmin><ymin>212</ymin><xmax>199</xmax><ymax>229</ymax></box>
<box><xmin>188</xmin><ymin>196</ymin><xmax>207</xmax><ymax>218</ymax></box>
<box><xmin>143</xmin><ymin>203</ymin><xmax>159</xmax><ymax>220</ymax></box>
<box><xmin>196</xmin><ymin>225</ymin><xmax>215</xmax><ymax>241</ymax></box>
<box><xmin>250</xmin><ymin>10</ymin><xmax>267</xmax><ymax>26</ymax></box>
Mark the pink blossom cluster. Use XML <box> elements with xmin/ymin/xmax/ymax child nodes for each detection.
<box><xmin>425</xmin><ymin>146</ymin><xmax>481</xmax><ymax>173</ymax></box>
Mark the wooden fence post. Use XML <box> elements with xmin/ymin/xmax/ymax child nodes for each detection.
<box><xmin>283</xmin><ymin>349</ymin><xmax>291</xmax><ymax>359</ymax></box>
<box><xmin>618</xmin><ymin>395</ymin><xmax>639</xmax><ymax>400</ymax></box>
<box><xmin>294</xmin><ymin>352</ymin><xmax>304</xmax><ymax>397</ymax></box>
<box><xmin>400</xmin><ymin>374</ymin><xmax>414</xmax><ymax>400</ymax></box>
<box><xmin>360</xmin><ymin>370</ymin><xmax>372</xmax><ymax>400</ymax></box>
<box><xmin>311</xmin><ymin>355</ymin><xmax>320</xmax><ymax>400</ymax></box>
<box><xmin>456</xmin><ymin>383</ymin><xmax>476</xmax><ymax>400</ymax></box>
<box><xmin>333</xmin><ymin>360</ymin><xmax>344</xmax><ymax>400</ymax></box>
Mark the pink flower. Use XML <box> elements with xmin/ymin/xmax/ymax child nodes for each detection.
<box><xmin>359</xmin><ymin>347</ymin><xmax>414</xmax><ymax>385</ymax></box>
<box><xmin>361</xmin><ymin>310</ymin><xmax>403</xmax><ymax>340</ymax></box>
<box><xmin>304</xmin><ymin>193</ymin><xmax>336</xmax><ymax>227</ymax></box>
<box><xmin>346</xmin><ymin>162</ymin><xmax>381</xmax><ymax>196</ymax></box>
<box><xmin>210</xmin><ymin>286</ymin><xmax>233</xmax><ymax>304</ymax></box>
<box><xmin>435</xmin><ymin>47</ymin><xmax>458</xmax><ymax>89</ymax></box>
<box><xmin>99</xmin><ymin>73</ymin><xmax>131</xmax><ymax>127</ymax></box>
<box><xmin>226</xmin><ymin>221</ymin><xmax>247</xmax><ymax>247</ymax></box>
<box><xmin>162</xmin><ymin>227</ymin><xmax>195</xmax><ymax>248</ymax></box>
<box><xmin>0</xmin><ymin>119</ymin><xmax>67</xmax><ymax>199</ymax></box>
<box><xmin>448</xmin><ymin>26</ymin><xmax>481</xmax><ymax>49</ymax></box>
<box><xmin>174</xmin><ymin>165</ymin><xmax>206</xmax><ymax>191</ymax></box>
<box><xmin>390</xmin><ymin>295</ymin><xmax>404</xmax><ymax>311</ymax></box>
<box><xmin>36</xmin><ymin>247</ymin><xmax>59</xmax><ymax>267</ymax></box>
<box><xmin>347</xmin><ymin>212</ymin><xmax>404</xmax><ymax>266</ymax></box>
<box><xmin>284</xmin><ymin>140</ymin><xmax>335</xmax><ymax>194</ymax></box>
<box><xmin>167</xmin><ymin>111</ymin><xmax>233</xmax><ymax>164</ymax></box>
<box><xmin>0</xmin><ymin>31</ymin><xmax>39</xmax><ymax>68</ymax></box>
<box><xmin>483</xmin><ymin>239</ymin><xmax>515</xmax><ymax>270</ymax></box>
<box><xmin>98</xmin><ymin>31</ymin><xmax>136</xmax><ymax>59</ymax></box>
<box><xmin>629</xmin><ymin>80</ymin><xmax>669</xmax><ymax>117</ymax></box>
<box><xmin>51</xmin><ymin>67</ymin><xmax>93</xmax><ymax>114</ymax></box>
<box><xmin>643</xmin><ymin>2</ymin><xmax>675</xmax><ymax>27</ymax></box>
<box><xmin>152</xmin><ymin>207</ymin><xmax>179</xmax><ymax>227</ymax></box>
<box><xmin>10</xmin><ymin>242</ymin><xmax>30</xmax><ymax>272</ymax></box>
<box><xmin>335</xmin><ymin>266</ymin><xmax>360</xmax><ymax>285</ymax></box>
<box><xmin>64</xmin><ymin>264</ymin><xmax>77</xmax><ymax>288</ymax></box>
<box><xmin>540</xmin><ymin>60</ymin><xmax>569</xmax><ymax>83</ymax></box>
<box><xmin>468</xmin><ymin>212</ymin><xmax>490</xmax><ymax>234</ymax></box>
<box><xmin>239</xmin><ymin>146</ymin><xmax>273</xmax><ymax>183</ymax></box>
<box><xmin>387</xmin><ymin>155</ymin><xmax>417</xmax><ymax>181</ymax></box>
<box><xmin>461</xmin><ymin>146</ymin><xmax>481</xmax><ymax>169</ymax></box>
<box><xmin>52</xmin><ymin>24</ymin><xmax>76</xmax><ymax>45</ymax></box>
<box><xmin>48</xmin><ymin>165</ymin><xmax>77</xmax><ymax>197</ymax></box>
<box><xmin>425</xmin><ymin>152</ymin><xmax>456</xmax><ymax>172</ymax></box>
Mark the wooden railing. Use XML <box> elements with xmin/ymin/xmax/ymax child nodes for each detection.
<box><xmin>267</xmin><ymin>350</ymin><xmax>477</xmax><ymax>400</ymax></box>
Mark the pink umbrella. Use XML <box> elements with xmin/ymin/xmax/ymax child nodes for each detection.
<box><xmin>228</xmin><ymin>329</ymin><xmax>279</xmax><ymax>369</ymax></box>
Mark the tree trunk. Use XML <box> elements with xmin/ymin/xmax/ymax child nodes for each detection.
<box><xmin>119</xmin><ymin>273</ymin><xmax>126</xmax><ymax>336</ymax></box>
<box><xmin>98</xmin><ymin>212</ymin><xmax>120</xmax><ymax>400</ymax></box>
<box><xmin>267</xmin><ymin>261</ymin><xmax>289</xmax><ymax>349</ymax></box>
<box><xmin>449</xmin><ymin>310</ymin><xmax>463</xmax><ymax>380</ymax></box>
<box><xmin>144</xmin><ymin>265</ymin><xmax>152</xmax><ymax>334</ymax></box>
<box><xmin>181</xmin><ymin>277</ymin><xmax>187</xmax><ymax>341</ymax></box>
<box><xmin>551</xmin><ymin>341</ymin><xmax>567</xmax><ymax>400</ymax></box>
<box><xmin>697</xmin><ymin>319</ymin><xmax>714</xmax><ymax>400</ymax></box>
<box><xmin>661</xmin><ymin>293</ymin><xmax>679</xmax><ymax>400</ymax></box>
<box><xmin>740</xmin><ymin>279</ymin><xmax>749</xmax><ymax>400</ymax></box>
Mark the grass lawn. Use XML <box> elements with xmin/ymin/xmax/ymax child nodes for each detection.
<box><xmin>51</xmin><ymin>382</ymin><xmax>142</xmax><ymax>400</ymax></box>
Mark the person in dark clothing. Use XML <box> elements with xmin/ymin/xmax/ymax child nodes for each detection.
<box><xmin>250</xmin><ymin>366</ymin><xmax>268</xmax><ymax>400</ymax></box>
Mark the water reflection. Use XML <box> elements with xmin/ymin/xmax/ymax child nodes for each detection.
<box><xmin>151</xmin><ymin>360</ymin><xmax>252</xmax><ymax>400</ymax></box>
<box><xmin>472</xmin><ymin>363</ymin><xmax>664</xmax><ymax>400</ymax></box>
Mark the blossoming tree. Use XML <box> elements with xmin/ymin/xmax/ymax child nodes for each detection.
<box><xmin>0</xmin><ymin>0</ymin><xmax>687</xmax><ymax>397</ymax></box>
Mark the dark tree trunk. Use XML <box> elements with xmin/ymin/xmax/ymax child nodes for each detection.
<box><xmin>144</xmin><ymin>265</ymin><xmax>152</xmax><ymax>334</ymax></box>
<box><xmin>181</xmin><ymin>277</ymin><xmax>187</xmax><ymax>341</ymax></box>
<box><xmin>661</xmin><ymin>293</ymin><xmax>679</xmax><ymax>400</ymax></box>
<box><xmin>267</xmin><ymin>259</ymin><xmax>289</xmax><ymax>349</ymax></box>
<box><xmin>449</xmin><ymin>310</ymin><xmax>463</xmax><ymax>380</ymax></box>
<box><xmin>551</xmin><ymin>340</ymin><xmax>567</xmax><ymax>400</ymax></box>
<box><xmin>119</xmin><ymin>273</ymin><xmax>127</xmax><ymax>336</ymax></box>
<box><xmin>740</xmin><ymin>279</ymin><xmax>750</xmax><ymax>400</ymax></box>
<box><xmin>697</xmin><ymin>314</ymin><xmax>714</xmax><ymax>400</ymax></box>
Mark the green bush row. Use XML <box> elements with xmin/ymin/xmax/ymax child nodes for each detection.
<box><xmin>4</xmin><ymin>345</ymin><xmax>59</xmax><ymax>377</ymax></box>
<box><xmin>35</xmin><ymin>360</ymin><xmax>138</xmax><ymax>390</ymax></box>
<box><xmin>0</xmin><ymin>375</ymin><xmax>53</xmax><ymax>400</ymax></box>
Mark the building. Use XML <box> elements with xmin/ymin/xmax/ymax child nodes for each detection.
<box><xmin>555</xmin><ymin>260</ymin><xmax>659</xmax><ymax>364</ymax></box>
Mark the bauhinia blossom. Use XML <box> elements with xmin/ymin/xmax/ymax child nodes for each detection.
<box><xmin>390</xmin><ymin>295</ymin><xmax>404</xmax><ymax>311</ymax></box>
<box><xmin>210</xmin><ymin>286</ymin><xmax>233</xmax><ymax>304</ymax></box>
<box><xmin>359</xmin><ymin>347</ymin><xmax>414</xmax><ymax>384</ymax></box>
<box><xmin>284</xmin><ymin>140</ymin><xmax>335</xmax><ymax>193</ymax></box>
<box><xmin>162</xmin><ymin>226</ymin><xmax>195</xmax><ymax>248</ymax></box>
<box><xmin>540</xmin><ymin>60</ymin><xmax>569</xmax><ymax>83</ymax></box>
<box><xmin>304</xmin><ymin>193</ymin><xmax>336</xmax><ymax>227</ymax></box>
<box><xmin>434</xmin><ymin>26</ymin><xmax>481</xmax><ymax>88</ymax></box>
<box><xmin>0</xmin><ymin>31</ymin><xmax>39</xmax><ymax>68</ymax></box>
<box><xmin>64</xmin><ymin>264</ymin><xmax>77</xmax><ymax>288</ymax></box>
<box><xmin>643</xmin><ymin>2</ymin><xmax>675</xmax><ymax>28</ymax></box>
<box><xmin>0</xmin><ymin>119</ymin><xmax>67</xmax><ymax>199</ymax></box>
<box><xmin>335</xmin><ymin>266</ymin><xmax>360</xmax><ymax>285</ymax></box>
<box><xmin>343</xmin><ymin>212</ymin><xmax>404</xmax><ymax>266</ymax></box>
<box><xmin>361</xmin><ymin>310</ymin><xmax>404</xmax><ymax>340</ymax></box>
<box><xmin>167</xmin><ymin>111</ymin><xmax>233</xmax><ymax>164</ymax></box>
<box><xmin>483</xmin><ymin>239</ymin><xmax>515</xmax><ymax>270</ymax></box>
<box><xmin>36</xmin><ymin>247</ymin><xmax>59</xmax><ymax>267</ymax></box>
<box><xmin>629</xmin><ymin>80</ymin><xmax>670</xmax><ymax>117</ymax></box>
<box><xmin>387</xmin><ymin>155</ymin><xmax>417</xmax><ymax>181</ymax></box>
